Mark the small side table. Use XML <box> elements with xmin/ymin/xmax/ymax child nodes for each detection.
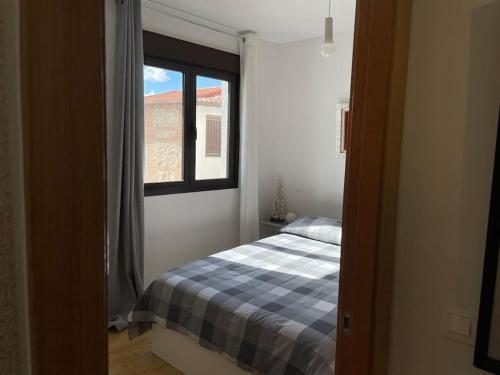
<box><xmin>259</xmin><ymin>220</ymin><xmax>287</xmax><ymax>238</ymax></box>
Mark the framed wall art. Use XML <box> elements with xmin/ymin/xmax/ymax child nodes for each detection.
<box><xmin>336</xmin><ymin>103</ymin><xmax>350</xmax><ymax>158</ymax></box>
<box><xmin>475</xmin><ymin>108</ymin><xmax>500</xmax><ymax>374</ymax></box>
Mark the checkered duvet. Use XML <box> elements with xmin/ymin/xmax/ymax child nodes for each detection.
<box><xmin>129</xmin><ymin>233</ymin><xmax>340</xmax><ymax>375</ymax></box>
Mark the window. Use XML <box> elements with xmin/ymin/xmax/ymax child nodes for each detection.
<box><xmin>143</xmin><ymin>31</ymin><xmax>239</xmax><ymax>196</ymax></box>
<box><xmin>205</xmin><ymin>115</ymin><xmax>222</xmax><ymax>157</ymax></box>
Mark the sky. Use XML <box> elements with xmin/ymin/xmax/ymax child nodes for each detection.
<box><xmin>144</xmin><ymin>65</ymin><xmax>222</xmax><ymax>96</ymax></box>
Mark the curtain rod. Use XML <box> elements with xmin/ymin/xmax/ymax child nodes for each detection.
<box><xmin>141</xmin><ymin>1</ymin><xmax>243</xmax><ymax>39</ymax></box>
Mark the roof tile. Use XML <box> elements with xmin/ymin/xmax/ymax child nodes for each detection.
<box><xmin>145</xmin><ymin>87</ymin><xmax>222</xmax><ymax>105</ymax></box>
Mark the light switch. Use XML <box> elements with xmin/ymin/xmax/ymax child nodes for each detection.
<box><xmin>441</xmin><ymin>304</ymin><xmax>475</xmax><ymax>345</ymax></box>
<box><xmin>449</xmin><ymin>312</ymin><xmax>471</xmax><ymax>336</ymax></box>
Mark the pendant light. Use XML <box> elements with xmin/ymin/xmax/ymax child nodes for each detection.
<box><xmin>321</xmin><ymin>0</ymin><xmax>335</xmax><ymax>57</ymax></box>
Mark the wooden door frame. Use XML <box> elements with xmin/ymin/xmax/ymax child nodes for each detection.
<box><xmin>20</xmin><ymin>0</ymin><xmax>412</xmax><ymax>374</ymax></box>
<box><xmin>336</xmin><ymin>0</ymin><xmax>413</xmax><ymax>374</ymax></box>
<box><xmin>20</xmin><ymin>0</ymin><xmax>108</xmax><ymax>374</ymax></box>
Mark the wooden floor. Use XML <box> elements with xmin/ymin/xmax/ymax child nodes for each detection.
<box><xmin>108</xmin><ymin>330</ymin><xmax>184</xmax><ymax>375</ymax></box>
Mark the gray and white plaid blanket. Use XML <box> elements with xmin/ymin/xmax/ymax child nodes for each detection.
<box><xmin>129</xmin><ymin>233</ymin><xmax>340</xmax><ymax>375</ymax></box>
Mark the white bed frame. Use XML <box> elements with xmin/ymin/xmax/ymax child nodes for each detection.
<box><xmin>152</xmin><ymin>324</ymin><xmax>250</xmax><ymax>375</ymax></box>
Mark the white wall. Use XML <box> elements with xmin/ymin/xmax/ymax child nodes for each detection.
<box><xmin>144</xmin><ymin>190</ymin><xmax>240</xmax><ymax>286</ymax></box>
<box><xmin>1</xmin><ymin>0</ymin><xmax>31</xmax><ymax>373</ymax></box>
<box><xmin>141</xmin><ymin>8</ymin><xmax>241</xmax><ymax>286</ymax></box>
<box><xmin>389</xmin><ymin>0</ymin><xmax>500</xmax><ymax>374</ymax></box>
<box><xmin>257</xmin><ymin>35</ymin><xmax>353</xmax><ymax>222</ymax></box>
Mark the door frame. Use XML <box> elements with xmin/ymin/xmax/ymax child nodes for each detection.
<box><xmin>20</xmin><ymin>0</ymin><xmax>108</xmax><ymax>374</ymax></box>
<box><xmin>336</xmin><ymin>0</ymin><xmax>413</xmax><ymax>374</ymax></box>
<box><xmin>20</xmin><ymin>0</ymin><xmax>412</xmax><ymax>374</ymax></box>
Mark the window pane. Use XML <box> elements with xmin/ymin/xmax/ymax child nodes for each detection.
<box><xmin>195</xmin><ymin>76</ymin><xmax>229</xmax><ymax>180</ymax></box>
<box><xmin>143</xmin><ymin>66</ymin><xmax>184</xmax><ymax>183</ymax></box>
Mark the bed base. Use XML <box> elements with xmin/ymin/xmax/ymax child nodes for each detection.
<box><xmin>151</xmin><ymin>324</ymin><xmax>250</xmax><ymax>375</ymax></box>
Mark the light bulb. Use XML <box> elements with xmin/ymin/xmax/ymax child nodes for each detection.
<box><xmin>321</xmin><ymin>42</ymin><xmax>335</xmax><ymax>57</ymax></box>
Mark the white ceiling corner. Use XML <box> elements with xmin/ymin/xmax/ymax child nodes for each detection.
<box><xmin>142</xmin><ymin>0</ymin><xmax>356</xmax><ymax>44</ymax></box>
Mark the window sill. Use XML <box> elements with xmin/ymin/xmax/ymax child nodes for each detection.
<box><xmin>144</xmin><ymin>180</ymin><xmax>238</xmax><ymax>197</ymax></box>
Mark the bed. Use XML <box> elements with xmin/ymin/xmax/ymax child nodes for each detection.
<box><xmin>129</xmin><ymin>217</ymin><xmax>342</xmax><ymax>375</ymax></box>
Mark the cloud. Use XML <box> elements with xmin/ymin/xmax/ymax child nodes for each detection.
<box><xmin>145</xmin><ymin>90</ymin><xmax>156</xmax><ymax>96</ymax></box>
<box><xmin>144</xmin><ymin>66</ymin><xmax>170</xmax><ymax>82</ymax></box>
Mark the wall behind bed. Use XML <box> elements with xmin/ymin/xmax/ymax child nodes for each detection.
<box><xmin>257</xmin><ymin>35</ymin><xmax>354</xmax><ymax>223</ymax></box>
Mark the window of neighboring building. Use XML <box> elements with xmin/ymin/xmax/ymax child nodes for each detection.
<box><xmin>205</xmin><ymin>115</ymin><xmax>222</xmax><ymax>157</ymax></box>
<box><xmin>143</xmin><ymin>31</ymin><xmax>239</xmax><ymax>196</ymax></box>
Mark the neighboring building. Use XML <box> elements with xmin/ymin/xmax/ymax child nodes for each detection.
<box><xmin>144</xmin><ymin>85</ymin><xmax>229</xmax><ymax>183</ymax></box>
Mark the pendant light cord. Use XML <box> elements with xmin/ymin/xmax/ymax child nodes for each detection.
<box><xmin>328</xmin><ymin>0</ymin><xmax>331</xmax><ymax>16</ymax></box>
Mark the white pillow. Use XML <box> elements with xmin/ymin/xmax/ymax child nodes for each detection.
<box><xmin>280</xmin><ymin>216</ymin><xmax>342</xmax><ymax>245</ymax></box>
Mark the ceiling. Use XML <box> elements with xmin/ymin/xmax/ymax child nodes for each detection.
<box><xmin>145</xmin><ymin>0</ymin><xmax>356</xmax><ymax>44</ymax></box>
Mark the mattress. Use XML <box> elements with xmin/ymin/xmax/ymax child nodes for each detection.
<box><xmin>129</xmin><ymin>233</ymin><xmax>340</xmax><ymax>375</ymax></box>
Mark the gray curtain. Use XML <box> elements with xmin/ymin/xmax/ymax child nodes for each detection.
<box><xmin>108</xmin><ymin>0</ymin><xmax>144</xmax><ymax>331</ymax></box>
